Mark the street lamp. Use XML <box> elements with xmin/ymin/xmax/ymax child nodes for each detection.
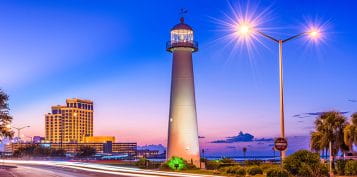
<box><xmin>235</xmin><ymin>22</ymin><xmax>321</xmax><ymax>160</ymax></box>
<box><xmin>12</xmin><ymin>126</ymin><xmax>30</xmax><ymax>142</ymax></box>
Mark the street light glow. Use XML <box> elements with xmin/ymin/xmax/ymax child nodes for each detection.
<box><xmin>308</xmin><ymin>28</ymin><xmax>321</xmax><ymax>39</ymax></box>
<box><xmin>236</xmin><ymin>23</ymin><xmax>252</xmax><ymax>36</ymax></box>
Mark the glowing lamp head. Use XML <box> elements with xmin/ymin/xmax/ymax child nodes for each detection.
<box><xmin>239</xmin><ymin>25</ymin><xmax>250</xmax><ymax>34</ymax></box>
<box><xmin>236</xmin><ymin>23</ymin><xmax>253</xmax><ymax>37</ymax></box>
<box><xmin>307</xmin><ymin>27</ymin><xmax>322</xmax><ymax>41</ymax></box>
<box><xmin>309</xmin><ymin>30</ymin><xmax>320</xmax><ymax>38</ymax></box>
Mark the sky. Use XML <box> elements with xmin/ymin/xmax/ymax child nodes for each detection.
<box><xmin>1</xmin><ymin>0</ymin><xmax>357</xmax><ymax>156</ymax></box>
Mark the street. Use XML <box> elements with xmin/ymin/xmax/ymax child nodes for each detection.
<box><xmin>1</xmin><ymin>165</ymin><xmax>131</xmax><ymax>177</ymax></box>
<box><xmin>0</xmin><ymin>160</ymin><xmax>220</xmax><ymax>177</ymax></box>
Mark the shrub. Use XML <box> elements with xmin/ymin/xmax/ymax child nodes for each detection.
<box><xmin>159</xmin><ymin>162</ymin><xmax>170</xmax><ymax>170</ymax></box>
<box><xmin>184</xmin><ymin>161</ymin><xmax>197</xmax><ymax>170</ymax></box>
<box><xmin>283</xmin><ymin>150</ymin><xmax>327</xmax><ymax>177</ymax></box>
<box><xmin>221</xmin><ymin>165</ymin><xmax>246</xmax><ymax>176</ymax></box>
<box><xmin>260</xmin><ymin>163</ymin><xmax>278</xmax><ymax>172</ymax></box>
<box><xmin>247</xmin><ymin>166</ymin><xmax>263</xmax><ymax>175</ymax></box>
<box><xmin>12</xmin><ymin>145</ymin><xmax>66</xmax><ymax>157</ymax></box>
<box><xmin>161</xmin><ymin>156</ymin><xmax>197</xmax><ymax>171</ymax></box>
<box><xmin>297</xmin><ymin>163</ymin><xmax>314</xmax><ymax>177</ymax></box>
<box><xmin>76</xmin><ymin>146</ymin><xmax>96</xmax><ymax>157</ymax></box>
<box><xmin>219</xmin><ymin>158</ymin><xmax>236</xmax><ymax>169</ymax></box>
<box><xmin>335</xmin><ymin>159</ymin><xmax>347</xmax><ymax>175</ymax></box>
<box><xmin>221</xmin><ymin>166</ymin><xmax>235</xmax><ymax>174</ymax></box>
<box><xmin>205</xmin><ymin>158</ymin><xmax>237</xmax><ymax>170</ymax></box>
<box><xmin>236</xmin><ymin>167</ymin><xmax>246</xmax><ymax>176</ymax></box>
<box><xmin>345</xmin><ymin>160</ymin><xmax>357</xmax><ymax>176</ymax></box>
<box><xmin>135</xmin><ymin>158</ymin><xmax>149</xmax><ymax>168</ymax></box>
<box><xmin>221</xmin><ymin>166</ymin><xmax>235</xmax><ymax>173</ymax></box>
<box><xmin>299</xmin><ymin>162</ymin><xmax>328</xmax><ymax>177</ymax></box>
<box><xmin>220</xmin><ymin>157</ymin><xmax>235</xmax><ymax>164</ymax></box>
<box><xmin>166</xmin><ymin>157</ymin><xmax>186</xmax><ymax>170</ymax></box>
<box><xmin>244</xmin><ymin>160</ymin><xmax>262</xmax><ymax>166</ymax></box>
<box><xmin>266</xmin><ymin>167</ymin><xmax>289</xmax><ymax>177</ymax></box>
<box><xmin>205</xmin><ymin>160</ymin><xmax>221</xmax><ymax>170</ymax></box>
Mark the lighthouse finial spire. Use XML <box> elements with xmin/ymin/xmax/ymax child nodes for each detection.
<box><xmin>179</xmin><ymin>8</ymin><xmax>188</xmax><ymax>23</ymax></box>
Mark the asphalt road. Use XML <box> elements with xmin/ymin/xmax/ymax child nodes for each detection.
<box><xmin>1</xmin><ymin>160</ymin><xmax>219</xmax><ymax>177</ymax></box>
<box><xmin>1</xmin><ymin>165</ymin><xmax>133</xmax><ymax>177</ymax></box>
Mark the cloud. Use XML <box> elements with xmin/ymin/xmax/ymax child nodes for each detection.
<box><xmin>226</xmin><ymin>146</ymin><xmax>236</xmax><ymax>149</ymax></box>
<box><xmin>198</xmin><ymin>136</ymin><xmax>205</xmax><ymax>139</ymax></box>
<box><xmin>306</xmin><ymin>112</ymin><xmax>325</xmax><ymax>116</ymax></box>
<box><xmin>211</xmin><ymin>140</ymin><xmax>228</xmax><ymax>143</ymax></box>
<box><xmin>348</xmin><ymin>99</ymin><xmax>357</xmax><ymax>103</ymax></box>
<box><xmin>255</xmin><ymin>138</ymin><xmax>273</xmax><ymax>142</ymax></box>
<box><xmin>211</xmin><ymin>131</ymin><xmax>254</xmax><ymax>143</ymax></box>
<box><xmin>210</xmin><ymin>131</ymin><xmax>273</xmax><ymax>144</ymax></box>
<box><xmin>293</xmin><ymin>114</ymin><xmax>309</xmax><ymax>119</ymax></box>
<box><xmin>292</xmin><ymin>111</ymin><xmax>349</xmax><ymax>119</ymax></box>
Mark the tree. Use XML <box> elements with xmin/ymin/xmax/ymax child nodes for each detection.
<box><xmin>344</xmin><ymin>113</ymin><xmax>357</xmax><ymax>152</ymax></box>
<box><xmin>76</xmin><ymin>146</ymin><xmax>96</xmax><ymax>157</ymax></box>
<box><xmin>310</xmin><ymin>131</ymin><xmax>323</xmax><ymax>155</ymax></box>
<box><xmin>0</xmin><ymin>89</ymin><xmax>14</xmax><ymax>141</ymax></box>
<box><xmin>310</xmin><ymin>111</ymin><xmax>348</xmax><ymax>160</ymax></box>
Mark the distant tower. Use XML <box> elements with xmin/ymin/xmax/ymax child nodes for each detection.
<box><xmin>166</xmin><ymin>17</ymin><xmax>200</xmax><ymax>167</ymax></box>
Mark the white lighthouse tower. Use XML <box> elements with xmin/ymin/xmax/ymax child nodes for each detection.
<box><xmin>166</xmin><ymin>17</ymin><xmax>200</xmax><ymax>167</ymax></box>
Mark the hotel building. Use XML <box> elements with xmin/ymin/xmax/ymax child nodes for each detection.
<box><xmin>45</xmin><ymin>98</ymin><xmax>94</xmax><ymax>143</ymax></box>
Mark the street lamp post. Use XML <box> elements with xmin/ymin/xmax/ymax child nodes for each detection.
<box><xmin>12</xmin><ymin>126</ymin><xmax>30</xmax><ymax>143</ymax></box>
<box><xmin>257</xmin><ymin>31</ymin><xmax>308</xmax><ymax>159</ymax></box>
<box><xmin>235</xmin><ymin>23</ymin><xmax>321</xmax><ymax>160</ymax></box>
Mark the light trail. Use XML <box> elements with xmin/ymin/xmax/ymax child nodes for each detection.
<box><xmin>2</xmin><ymin>160</ymin><xmax>221</xmax><ymax>177</ymax></box>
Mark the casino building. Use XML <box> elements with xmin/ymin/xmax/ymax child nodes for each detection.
<box><xmin>45</xmin><ymin>98</ymin><xmax>94</xmax><ymax>143</ymax></box>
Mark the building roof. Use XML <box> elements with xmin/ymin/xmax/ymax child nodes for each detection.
<box><xmin>66</xmin><ymin>98</ymin><xmax>93</xmax><ymax>104</ymax></box>
<box><xmin>171</xmin><ymin>17</ymin><xmax>193</xmax><ymax>31</ymax></box>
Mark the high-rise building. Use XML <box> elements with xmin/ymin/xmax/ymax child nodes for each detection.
<box><xmin>45</xmin><ymin>98</ymin><xmax>93</xmax><ymax>143</ymax></box>
<box><xmin>166</xmin><ymin>17</ymin><xmax>200</xmax><ymax>167</ymax></box>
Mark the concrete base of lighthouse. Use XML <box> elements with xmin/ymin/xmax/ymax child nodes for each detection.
<box><xmin>167</xmin><ymin>48</ymin><xmax>200</xmax><ymax>167</ymax></box>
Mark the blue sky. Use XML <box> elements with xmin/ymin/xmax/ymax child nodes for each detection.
<box><xmin>1</xmin><ymin>0</ymin><xmax>356</xmax><ymax>155</ymax></box>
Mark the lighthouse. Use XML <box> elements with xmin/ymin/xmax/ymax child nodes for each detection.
<box><xmin>166</xmin><ymin>17</ymin><xmax>200</xmax><ymax>167</ymax></box>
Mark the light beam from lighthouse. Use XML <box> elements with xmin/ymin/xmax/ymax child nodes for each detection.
<box><xmin>166</xmin><ymin>17</ymin><xmax>200</xmax><ymax>167</ymax></box>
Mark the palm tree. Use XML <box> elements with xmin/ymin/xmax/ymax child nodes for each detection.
<box><xmin>0</xmin><ymin>89</ymin><xmax>14</xmax><ymax>141</ymax></box>
<box><xmin>310</xmin><ymin>131</ymin><xmax>323</xmax><ymax>153</ymax></box>
<box><xmin>310</xmin><ymin>111</ymin><xmax>348</xmax><ymax>160</ymax></box>
<box><xmin>344</xmin><ymin>113</ymin><xmax>357</xmax><ymax>152</ymax></box>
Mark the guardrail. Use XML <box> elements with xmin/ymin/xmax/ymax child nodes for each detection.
<box><xmin>166</xmin><ymin>41</ymin><xmax>198</xmax><ymax>52</ymax></box>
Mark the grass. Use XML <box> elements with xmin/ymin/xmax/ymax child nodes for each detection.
<box><xmin>168</xmin><ymin>169</ymin><xmax>267</xmax><ymax>177</ymax></box>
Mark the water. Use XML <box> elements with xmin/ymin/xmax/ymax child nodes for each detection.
<box><xmin>148</xmin><ymin>156</ymin><xmax>281</xmax><ymax>162</ymax></box>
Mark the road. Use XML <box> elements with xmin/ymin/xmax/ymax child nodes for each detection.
<box><xmin>0</xmin><ymin>160</ymin><xmax>220</xmax><ymax>177</ymax></box>
<box><xmin>1</xmin><ymin>165</ymin><xmax>131</xmax><ymax>177</ymax></box>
